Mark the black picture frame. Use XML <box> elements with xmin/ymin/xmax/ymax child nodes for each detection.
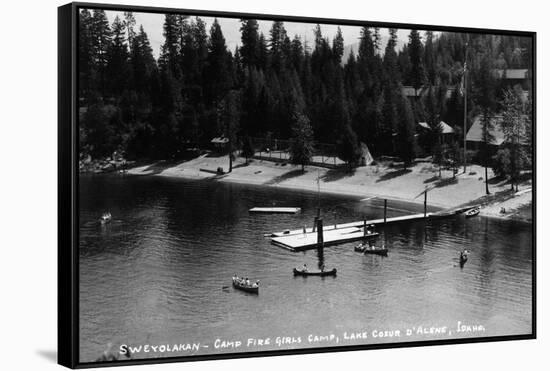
<box><xmin>58</xmin><ymin>2</ymin><xmax>536</xmax><ymax>368</ymax></box>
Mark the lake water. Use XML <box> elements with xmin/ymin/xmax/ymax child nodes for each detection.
<box><xmin>78</xmin><ymin>174</ymin><xmax>533</xmax><ymax>363</ymax></box>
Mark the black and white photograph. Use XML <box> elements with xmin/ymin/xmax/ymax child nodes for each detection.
<box><xmin>59</xmin><ymin>1</ymin><xmax>535</xmax><ymax>368</ymax></box>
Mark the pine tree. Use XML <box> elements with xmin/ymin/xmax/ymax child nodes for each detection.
<box><xmin>106</xmin><ymin>16</ymin><xmax>130</xmax><ymax>96</ymax></box>
<box><xmin>193</xmin><ymin>17</ymin><xmax>209</xmax><ymax>63</ymax></box>
<box><xmin>290</xmin><ymin>35</ymin><xmax>304</xmax><ymax>73</ymax></box>
<box><xmin>90</xmin><ymin>9</ymin><xmax>112</xmax><ymax>97</ymax></box>
<box><xmin>290</xmin><ymin>111</ymin><xmax>314</xmax><ymax>171</ymax></box>
<box><xmin>159</xmin><ymin>14</ymin><xmax>183</xmax><ymax>78</ymax></box>
<box><xmin>123</xmin><ymin>11</ymin><xmax>136</xmax><ymax>52</ymax></box>
<box><xmin>332</xmin><ymin>27</ymin><xmax>344</xmax><ymax>64</ymax></box>
<box><xmin>384</xmin><ymin>29</ymin><xmax>400</xmax><ymax>83</ymax></box>
<box><xmin>257</xmin><ymin>33</ymin><xmax>269</xmax><ymax>70</ymax></box>
<box><xmin>78</xmin><ymin>9</ymin><xmax>94</xmax><ymax>99</ymax></box>
<box><xmin>219</xmin><ymin>90</ymin><xmax>241</xmax><ymax>172</ymax></box>
<box><xmin>239</xmin><ymin>19</ymin><xmax>260</xmax><ymax>68</ymax></box>
<box><xmin>337</xmin><ymin>124</ymin><xmax>361</xmax><ymax>171</ymax></box>
<box><xmin>424</xmin><ymin>31</ymin><xmax>436</xmax><ymax>85</ymax></box>
<box><xmin>408</xmin><ymin>29</ymin><xmax>425</xmax><ymax>95</ymax></box>
<box><xmin>396</xmin><ymin>93</ymin><xmax>417</xmax><ymax>169</ymax></box>
<box><xmin>241</xmin><ymin>136</ymin><xmax>254</xmax><ymax>163</ymax></box>
<box><xmin>269</xmin><ymin>21</ymin><xmax>288</xmax><ymax>72</ymax></box>
<box><xmin>205</xmin><ymin>19</ymin><xmax>232</xmax><ymax>105</ymax></box>
<box><xmin>474</xmin><ymin>52</ymin><xmax>498</xmax><ymax>194</ymax></box>
<box><xmin>357</xmin><ymin>27</ymin><xmax>375</xmax><ymax>85</ymax></box>
<box><xmin>499</xmin><ymin>88</ymin><xmax>530</xmax><ymax>190</ymax></box>
<box><xmin>373</xmin><ymin>28</ymin><xmax>382</xmax><ymax>53</ymax></box>
<box><xmin>131</xmin><ymin>25</ymin><xmax>157</xmax><ymax>94</ymax></box>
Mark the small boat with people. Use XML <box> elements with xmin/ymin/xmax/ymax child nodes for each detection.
<box><xmin>99</xmin><ymin>212</ymin><xmax>112</xmax><ymax>224</ymax></box>
<box><xmin>355</xmin><ymin>243</ymin><xmax>388</xmax><ymax>256</ymax></box>
<box><xmin>232</xmin><ymin>275</ymin><xmax>259</xmax><ymax>294</ymax></box>
<box><xmin>464</xmin><ymin>207</ymin><xmax>480</xmax><ymax>218</ymax></box>
<box><xmin>293</xmin><ymin>264</ymin><xmax>337</xmax><ymax>277</ymax></box>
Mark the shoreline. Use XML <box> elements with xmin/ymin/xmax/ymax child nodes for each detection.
<box><xmin>119</xmin><ymin>155</ymin><xmax>532</xmax><ymax>223</ymax></box>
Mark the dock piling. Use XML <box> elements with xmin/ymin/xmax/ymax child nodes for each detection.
<box><xmin>424</xmin><ymin>190</ymin><xmax>427</xmax><ymax>218</ymax></box>
<box><xmin>384</xmin><ymin>199</ymin><xmax>387</xmax><ymax>225</ymax></box>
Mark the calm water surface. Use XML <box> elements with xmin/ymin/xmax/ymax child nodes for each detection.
<box><xmin>79</xmin><ymin>174</ymin><xmax>532</xmax><ymax>362</ymax></box>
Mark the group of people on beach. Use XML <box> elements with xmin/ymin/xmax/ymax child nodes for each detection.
<box><xmin>232</xmin><ymin>275</ymin><xmax>260</xmax><ymax>288</ymax></box>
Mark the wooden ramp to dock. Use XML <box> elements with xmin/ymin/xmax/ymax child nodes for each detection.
<box><xmin>249</xmin><ymin>207</ymin><xmax>301</xmax><ymax>214</ymax></box>
<box><xmin>270</xmin><ymin>212</ymin><xmax>453</xmax><ymax>251</ymax></box>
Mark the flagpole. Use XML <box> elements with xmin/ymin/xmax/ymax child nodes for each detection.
<box><xmin>463</xmin><ymin>41</ymin><xmax>468</xmax><ymax>174</ymax></box>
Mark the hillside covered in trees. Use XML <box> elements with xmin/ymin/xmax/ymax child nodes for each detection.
<box><xmin>78</xmin><ymin>9</ymin><xmax>533</xmax><ymax>172</ymax></box>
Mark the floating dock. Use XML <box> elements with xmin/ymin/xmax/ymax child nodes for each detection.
<box><xmin>272</xmin><ymin>228</ymin><xmax>379</xmax><ymax>251</ymax></box>
<box><xmin>250</xmin><ymin>207</ymin><xmax>301</xmax><ymax>214</ymax></box>
<box><xmin>270</xmin><ymin>212</ymin><xmax>453</xmax><ymax>251</ymax></box>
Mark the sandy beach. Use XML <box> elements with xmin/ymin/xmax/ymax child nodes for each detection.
<box><xmin>126</xmin><ymin>154</ymin><xmax>532</xmax><ymax>222</ymax></box>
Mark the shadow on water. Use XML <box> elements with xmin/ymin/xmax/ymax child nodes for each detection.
<box><xmin>316</xmin><ymin>247</ymin><xmax>325</xmax><ymax>269</ymax></box>
<box><xmin>376</xmin><ymin>168</ymin><xmax>412</xmax><ymax>183</ymax></box>
<box><xmin>264</xmin><ymin>169</ymin><xmax>304</xmax><ymax>185</ymax></box>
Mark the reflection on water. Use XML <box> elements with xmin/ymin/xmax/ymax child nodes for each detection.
<box><xmin>79</xmin><ymin>175</ymin><xmax>532</xmax><ymax>363</ymax></box>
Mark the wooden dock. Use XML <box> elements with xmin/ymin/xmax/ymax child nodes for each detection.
<box><xmin>270</xmin><ymin>211</ymin><xmax>455</xmax><ymax>251</ymax></box>
<box><xmin>272</xmin><ymin>228</ymin><xmax>379</xmax><ymax>251</ymax></box>
<box><xmin>250</xmin><ymin>207</ymin><xmax>301</xmax><ymax>214</ymax></box>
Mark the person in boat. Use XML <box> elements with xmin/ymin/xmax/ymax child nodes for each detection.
<box><xmin>252</xmin><ymin>280</ymin><xmax>260</xmax><ymax>288</ymax></box>
<box><xmin>302</xmin><ymin>264</ymin><xmax>308</xmax><ymax>273</ymax></box>
<box><xmin>245</xmin><ymin>277</ymin><xmax>250</xmax><ymax>286</ymax></box>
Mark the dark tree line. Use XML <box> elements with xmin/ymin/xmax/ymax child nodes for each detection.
<box><xmin>78</xmin><ymin>10</ymin><xmax>533</xmax><ymax>171</ymax></box>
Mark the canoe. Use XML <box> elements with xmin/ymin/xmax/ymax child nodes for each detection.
<box><xmin>232</xmin><ymin>279</ymin><xmax>259</xmax><ymax>294</ymax></box>
<box><xmin>293</xmin><ymin>268</ymin><xmax>337</xmax><ymax>277</ymax></box>
<box><xmin>364</xmin><ymin>248</ymin><xmax>388</xmax><ymax>256</ymax></box>
<box><xmin>465</xmin><ymin>207</ymin><xmax>480</xmax><ymax>218</ymax></box>
<box><xmin>355</xmin><ymin>244</ymin><xmax>388</xmax><ymax>256</ymax></box>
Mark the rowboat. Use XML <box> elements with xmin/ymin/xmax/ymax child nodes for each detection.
<box><xmin>464</xmin><ymin>207</ymin><xmax>480</xmax><ymax>218</ymax></box>
<box><xmin>293</xmin><ymin>268</ymin><xmax>337</xmax><ymax>277</ymax></box>
<box><xmin>355</xmin><ymin>243</ymin><xmax>388</xmax><ymax>256</ymax></box>
<box><xmin>232</xmin><ymin>278</ymin><xmax>259</xmax><ymax>294</ymax></box>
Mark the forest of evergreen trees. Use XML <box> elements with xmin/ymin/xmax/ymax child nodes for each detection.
<box><xmin>78</xmin><ymin>9</ymin><xmax>533</xmax><ymax>171</ymax></box>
